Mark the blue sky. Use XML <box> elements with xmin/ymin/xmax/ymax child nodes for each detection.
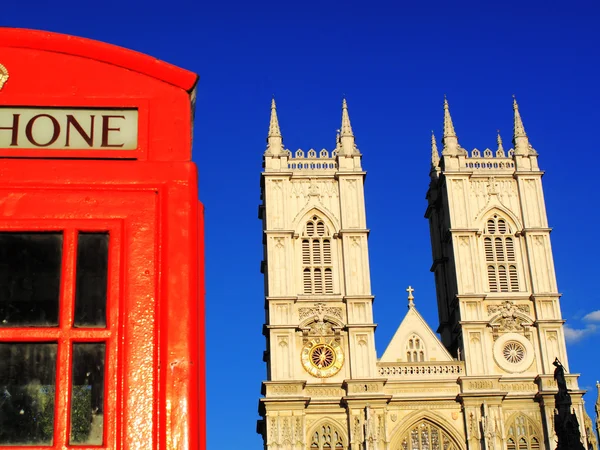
<box><xmin>4</xmin><ymin>0</ymin><xmax>600</xmax><ymax>447</ymax></box>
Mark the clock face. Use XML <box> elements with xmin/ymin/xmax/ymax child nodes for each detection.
<box><xmin>301</xmin><ymin>337</ymin><xmax>344</xmax><ymax>378</ymax></box>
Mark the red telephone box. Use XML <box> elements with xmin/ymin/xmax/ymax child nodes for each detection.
<box><xmin>0</xmin><ymin>28</ymin><xmax>204</xmax><ymax>449</ymax></box>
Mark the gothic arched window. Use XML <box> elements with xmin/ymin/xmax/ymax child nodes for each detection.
<box><xmin>397</xmin><ymin>421</ymin><xmax>458</xmax><ymax>450</ymax></box>
<box><xmin>505</xmin><ymin>414</ymin><xmax>541</xmax><ymax>450</ymax></box>
<box><xmin>483</xmin><ymin>215</ymin><xmax>520</xmax><ymax>293</ymax></box>
<box><xmin>309</xmin><ymin>424</ymin><xmax>346</xmax><ymax>450</ymax></box>
<box><xmin>405</xmin><ymin>334</ymin><xmax>426</xmax><ymax>362</ymax></box>
<box><xmin>302</xmin><ymin>216</ymin><xmax>334</xmax><ymax>294</ymax></box>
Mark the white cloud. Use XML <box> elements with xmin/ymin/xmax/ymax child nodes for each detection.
<box><xmin>563</xmin><ymin>324</ymin><xmax>597</xmax><ymax>343</ymax></box>
<box><xmin>583</xmin><ymin>310</ymin><xmax>600</xmax><ymax>322</ymax></box>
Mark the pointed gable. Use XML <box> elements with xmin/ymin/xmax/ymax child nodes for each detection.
<box><xmin>379</xmin><ymin>304</ymin><xmax>453</xmax><ymax>363</ymax></box>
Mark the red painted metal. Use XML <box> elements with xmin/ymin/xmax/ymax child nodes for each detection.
<box><xmin>0</xmin><ymin>28</ymin><xmax>204</xmax><ymax>450</ymax></box>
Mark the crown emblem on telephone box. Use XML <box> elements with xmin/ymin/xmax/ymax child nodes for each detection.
<box><xmin>0</xmin><ymin>63</ymin><xmax>9</xmax><ymax>91</ymax></box>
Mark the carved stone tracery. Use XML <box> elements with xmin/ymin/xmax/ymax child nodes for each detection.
<box><xmin>299</xmin><ymin>302</ymin><xmax>343</xmax><ymax>322</ymax></box>
<box><xmin>299</xmin><ymin>303</ymin><xmax>344</xmax><ymax>344</ymax></box>
<box><xmin>487</xmin><ymin>301</ymin><xmax>532</xmax><ymax>339</ymax></box>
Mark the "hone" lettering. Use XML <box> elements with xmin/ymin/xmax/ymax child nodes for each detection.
<box><xmin>0</xmin><ymin>108</ymin><xmax>138</xmax><ymax>150</ymax></box>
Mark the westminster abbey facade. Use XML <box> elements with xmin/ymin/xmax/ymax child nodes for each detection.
<box><xmin>257</xmin><ymin>97</ymin><xmax>597</xmax><ymax>450</ymax></box>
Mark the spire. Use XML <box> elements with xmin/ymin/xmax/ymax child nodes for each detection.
<box><xmin>431</xmin><ymin>131</ymin><xmax>440</xmax><ymax>168</ymax></box>
<box><xmin>406</xmin><ymin>286</ymin><xmax>415</xmax><ymax>308</ymax></box>
<box><xmin>341</xmin><ymin>98</ymin><xmax>354</xmax><ymax>136</ymax></box>
<box><xmin>596</xmin><ymin>382</ymin><xmax>600</xmax><ymax>441</ymax></box>
<box><xmin>497</xmin><ymin>130</ymin><xmax>504</xmax><ymax>155</ymax></box>
<box><xmin>596</xmin><ymin>381</ymin><xmax>600</xmax><ymax>417</ymax></box>
<box><xmin>443</xmin><ymin>97</ymin><xmax>456</xmax><ymax>137</ymax></box>
<box><xmin>512</xmin><ymin>96</ymin><xmax>530</xmax><ymax>155</ymax></box>
<box><xmin>513</xmin><ymin>96</ymin><xmax>527</xmax><ymax>138</ymax></box>
<box><xmin>442</xmin><ymin>96</ymin><xmax>460</xmax><ymax>155</ymax></box>
<box><xmin>339</xmin><ymin>98</ymin><xmax>356</xmax><ymax>155</ymax></box>
<box><xmin>268</xmin><ymin>98</ymin><xmax>281</xmax><ymax>137</ymax></box>
<box><xmin>265</xmin><ymin>97</ymin><xmax>284</xmax><ymax>155</ymax></box>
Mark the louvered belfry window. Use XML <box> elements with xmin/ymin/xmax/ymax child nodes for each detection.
<box><xmin>302</xmin><ymin>216</ymin><xmax>333</xmax><ymax>294</ymax></box>
<box><xmin>484</xmin><ymin>215</ymin><xmax>519</xmax><ymax>292</ymax></box>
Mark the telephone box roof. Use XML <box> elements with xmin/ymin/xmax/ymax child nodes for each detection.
<box><xmin>0</xmin><ymin>27</ymin><xmax>198</xmax><ymax>92</ymax></box>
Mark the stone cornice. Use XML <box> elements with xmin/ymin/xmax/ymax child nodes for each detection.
<box><xmin>264</xmin><ymin>324</ymin><xmax>297</xmax><ymax>330</ymax></box>
<box><xmin>456</xmin><ymin>294</ymin><xmax>486</xmax><ymax>300</ymax></box>
<box><xmin>534</xmin><ymin>319</ymin><xmax>566</xmax><ymax>325</ymax></box>
<box><xmin>342</xmin><ymin>396</ymin><xmax>392</xmax><ymax>406</ymax></box>
<box><xmin>263</xmin><ymin>229</ymin><xmax>295</xmax><ymax>236</ymax></box>
<box><xmin>520</xmin><ymin>227</ymin><xmax>553</xmax><ymax>234</ymax></box>
<box><xmin>262</xmin><ymin>380</ymin><xmax>306</xmax><ymax>393</ymax></box>
<box><xmin>337</xmin><ymin>229</ymin><xmax>370</xmax><ymax>235</ymax></box>
<box><xmin>530</xmin><ymin>293</ymin><xmax>562</xmax><ymax>301</ymax></box>
<box><xmin>345</xmin><ymin>324</ymin><xmax>377</xmax><ymax>329</ymax></box>
<box><xmin>458</xmin><ymin>321</ymin><xmax>490</xmax><ymax>327</ymax></box>
<box><xmin>476</xmin><ymin>292</ymin><xmax>533</xmax><ymax>301</ymax></box>
<box><xmin>290</xmin><ymin>173</ymin><xmax>340</xmax><ymax>180</ymax></box>
<box><xmin>265</xmin><ymin>296</ymin><xmax>298</xmax><ymax>301</ymax></box>
<box><xmin>513</xmin><ymin>170</ymin><xmax>545</xmax><ymax>176</ymax></box>
<box><xmin>458</xmin><ymin>392</ymin><xmax>508</xmax><ymax>401</ymax></box>
<box><xmin>440</xmin><ymin>170</ymin><xmax>471</xmax><ymax>176</ymax></box>
<box><xmin>261</xmin><ymin>171</ymin><xmax>293</xmax><ymax>177</ymax></box>
<box><xmin>469</xmin><ymin>173</ymin><xmax>515</xmax><ymax>179</ymax></box>
<box><xmin>344</xmin><ymin>295</ymin><xmax>375</xmax><ymax>301</ymax></box>
<box><xmin>334</xmin><ymin>171</ymin><xmax>366</xmax><ymax>177</ymax></box>
<box><xmin>295</xmin><ymin>295</ymin><xmax>345</xmax><ymax>303</ymax></box>
<box><xmin>535</xmin><ymin>374</ymin><xmax>581</xmax><ymax>392</ymax></box>
<box><xmin>448</xmin><ymin>228</ymin><xmax>481</xmax><ymax>234</ymax></box>
<box><xmin>258</xmin><ymin>397</ymin><xmax>310</xmax><ymax>413</ymax></box>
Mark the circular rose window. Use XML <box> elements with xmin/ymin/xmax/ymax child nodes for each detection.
<box><xmin>503</xmin><ymin>341</ymin><xmax>525</xmax><ymax>363</ymax></box>
<box><xmin>493</xmin><ymin>333</ymin><xmax>535</xmax><ymax>373</ymax></box>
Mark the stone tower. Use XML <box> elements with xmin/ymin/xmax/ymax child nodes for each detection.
<box><xmin>257</xmin><ymin>97</ymin><xmax>592</xmax><ymax>450</ymax></box>
<box><xmin>425</xmin><ymin>97</ymin><xmax>588</xmax><ymax>449</ymax></box>
<box><xmin>257</xmin><ymin>99</ymin><xmax>386</xmax><ymax>450</ymax></box>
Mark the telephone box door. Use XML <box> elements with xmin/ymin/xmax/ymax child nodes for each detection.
<box><xmin>0</xmin><ymin>186</ymin><xmax>165</xmax><ymax>448</ymax></box>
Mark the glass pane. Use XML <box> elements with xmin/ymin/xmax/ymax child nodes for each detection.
<box><xmin>70</xmin><ymin>343</ymin><xmax>105</xmax><ymax>445</ymax></box>
<box><xmin>0</xmin><ymin>233</ymin><xmax>62</xmax><ymax>327</ymax></box>
<box><xmin>74</xmin><ymin>233</ymin><xmax>109</xmax><ymax>327</ymax></box>
<box><xmin>0</xmin><ymin>343</ymin><xmax>57</xmax><ymax>445</ymax></box>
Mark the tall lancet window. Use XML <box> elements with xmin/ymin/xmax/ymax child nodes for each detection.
<box><xmin>302</xmin><ymin>215</ymin><xmax>334</xmax><ymax>294</ymax></box>
<box><xmin>483</xmin><ymin>215</ymin><xmax>520</xmax><ymax>293</ymax></box>
<box><xmin>505</xmin><ymin>415</ymin><xmax>541</xmax><ymax>450</ymax></box>
<box><xmin>405</xmin><ymin>334</ymin><xmax>426</xmax><ymax>362</ymax></box>
<box><xmin>396</xmin><ymin>421</ymin><xmax>458</xmax><ymax>450</ymax></box>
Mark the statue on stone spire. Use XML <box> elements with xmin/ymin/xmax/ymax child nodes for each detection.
<box><xmin>265</xmin><ymin>97</ymin><xmax>284</xmax><ymax>155</ymax></box>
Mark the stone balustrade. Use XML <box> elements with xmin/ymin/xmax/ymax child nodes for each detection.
<box><xmin>377</xmin><ymin>361</ymin><xmax>464</xmax><ymax>379</ymax></box>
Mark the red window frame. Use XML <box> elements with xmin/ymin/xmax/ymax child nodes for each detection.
<box><xmin>0</xmin><ymin>219</ymin><xmax>122</xmax><ymax>449</ymax></box>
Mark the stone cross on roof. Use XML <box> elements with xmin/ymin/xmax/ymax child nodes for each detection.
<box><xmin>406</xmin><ymin>286</ymin><xmax>415</xmax><ymax>308</ymax></box>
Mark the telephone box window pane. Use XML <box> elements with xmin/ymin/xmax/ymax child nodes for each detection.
<box><xmin>0</xmin><ymin>233</ymin><xmax>62</xmax><ymax>327</ymax></box>
<box><xmin>70</xmin><ymin>343</ymin><xmax>105</xmax><ymax>445</ymax></box>
<box><xmin>74</xmin><ymin>233</ymin><xmax>109</xmax><ymax>328</ymax></box>
<box><xmin>0</xmin><ymin>343</ymin><xmax>57</xmax><ymax>445</ymax></box>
